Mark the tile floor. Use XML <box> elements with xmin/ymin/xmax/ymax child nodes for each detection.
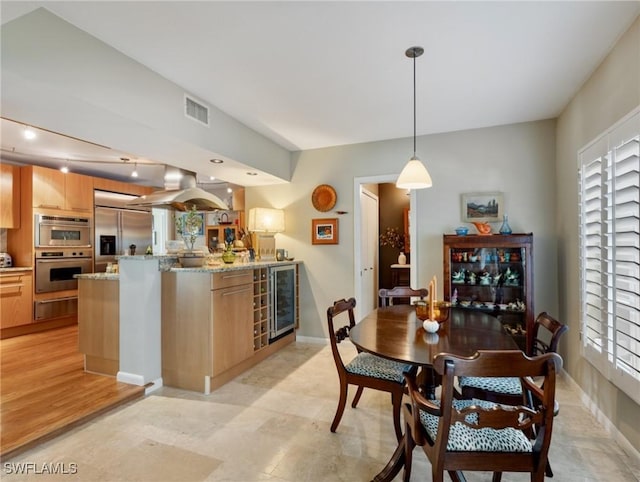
<box><xmin>3</xmin><ymin>341</ymin><xmax>639</xmax><ymax>481</ymax></box>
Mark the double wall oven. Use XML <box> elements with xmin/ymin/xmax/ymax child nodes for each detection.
<box><xmin>34</xmin><ymin>215</ymin><xmax>93</xmax><ymax>321</ymax></box>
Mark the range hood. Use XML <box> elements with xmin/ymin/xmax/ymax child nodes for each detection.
<box><xmin>126</xmin><ymin>167</ymin><xmax>228</xmax><ymax>211</ymax></box>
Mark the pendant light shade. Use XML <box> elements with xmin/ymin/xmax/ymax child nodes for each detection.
<box><xmin>396</xmin><ymin>46</ymin><xmax>433</xmax><ymax>190</ymax></box>
<box><xmin>396</xmin><ymin>155</ymin><xmax>432</xmax><ymax>189</ymax></box>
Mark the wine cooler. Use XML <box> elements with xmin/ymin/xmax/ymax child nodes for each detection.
<box><xmin>269</xmin><ymin>264</ymin><xmax>297</xmax><ymax>341</ymax></box>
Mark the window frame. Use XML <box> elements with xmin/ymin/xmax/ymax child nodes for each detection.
<box><xmin>578</xmin><ymin>108</ymin><xmax>640</xmax><ymax>405</ymax></box>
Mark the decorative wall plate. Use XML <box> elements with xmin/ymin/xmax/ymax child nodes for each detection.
<box><xmin>311</xmin><ymin>184</ymin><xmax>337</xmax><ymax>212</ymax></box>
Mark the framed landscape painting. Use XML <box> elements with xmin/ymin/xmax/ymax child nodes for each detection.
<box><xmin>461</xmin><ymin>192</ymin><xmax>503</xmax><ymax>222</ymax></box>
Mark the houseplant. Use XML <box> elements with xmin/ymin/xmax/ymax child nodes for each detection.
<box><xmin>379</xmin><ymin>226</ymin><xmax>406</xmax><ymax>264</ymax></box>
<box><xmin>175</xmin><ymin>204</ymin><xmax>205</xmax><ymax>266</ymax></box>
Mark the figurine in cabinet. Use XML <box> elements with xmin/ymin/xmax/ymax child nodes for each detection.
<box><xmin>479</xmin><ymin>271</ymin><xmax>491</xmax><ymax>285</ymax></box>
<box><xmin>504</xmin><ymin>267</ymin><xmax>520</xmax><ymax>286</ymax></box>
<box><xmin>468</xmin><ymin>272</ymin><xmax>477</xmax><ymax>285</ymax></box>
<box><xmin>452</xmin><ymin>269</ymin><xmax>466</xmax><ymax>284</ymax></box>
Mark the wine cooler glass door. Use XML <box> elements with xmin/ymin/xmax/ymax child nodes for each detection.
<box><xmin>269</xmin><ymin>265</ymin><xmax>296</xmax><ymax>341</ymax></box>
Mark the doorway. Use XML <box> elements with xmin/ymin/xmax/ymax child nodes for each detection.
<box><xmin>353</xmin><ymin>175</ymin><xmax>417</xmax><ymax>321</ymax></box>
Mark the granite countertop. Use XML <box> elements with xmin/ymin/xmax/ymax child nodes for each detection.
<box><xmin>0</xmin><ymin>267</ymin><xmax>33</xmax><ymax>273</ymax></box>
<box><xmin>75</xmin><ymin>272</ymin><xmax>120</xmax><ymax>280</ymax></box>
<box><xmin>170</xmin><ymin>259</ymin><xmax>301</xmax><ymax>273</ymax></box>
<box><xmin>75</xmin><ymin>257</ymin><xmax>301</xmax><ymax>279</ymax></box>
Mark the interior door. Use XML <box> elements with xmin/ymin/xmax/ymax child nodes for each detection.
<box><xmin>359</xmin><ymin>187</ymin><xmax>379</xmax><ymax>317</ymax></box>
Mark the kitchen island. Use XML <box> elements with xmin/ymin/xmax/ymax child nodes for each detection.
<box><xmin>76</xmin><ymin>257</ymin><xmax>300</xmax><ymax>394</ymax></box>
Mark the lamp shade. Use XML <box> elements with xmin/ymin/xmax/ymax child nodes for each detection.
<box><xmin>248</xmin><ymin>208</ymin><xmax>285</xmax><ymax>233</ymax></box>
<box><xmin>396</xmin><ymin>156</ymin><xmax>433</xmax><ymax>189</ymax></box>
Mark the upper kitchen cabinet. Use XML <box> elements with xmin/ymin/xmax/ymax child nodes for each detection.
<box><xmin>0</xmin><ymin>163</ymin><xmax>20</xmax><ymax>228</ymax></box>
<box><xmin>29</xmin><ymin>165</ymin><xmax>93</xmax><ymax>212</ymax></box>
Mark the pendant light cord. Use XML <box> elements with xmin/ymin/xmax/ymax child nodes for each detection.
<box><xmin>413</xmin><ymin>53</ymin><xmax>417</xmax><ymax>156</ymax></box>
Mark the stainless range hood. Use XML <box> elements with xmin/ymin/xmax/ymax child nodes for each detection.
<box><xmin>126</xmin><ymin>167</ymin><xmax>228</xmax><ymax>211</ymax></box>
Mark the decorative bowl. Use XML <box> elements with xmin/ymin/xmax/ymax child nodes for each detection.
<box><xmin>415</xmin><ymin>301</ymin><xmax>451</xmax><ymax>323</ymax></box>
<box><xmin>455</xmin><ymin>227</ymin><xmax>469</xmax><ymax>236</ymax></box>
<box><xmin>431</xmin><ymin>301</ymin><xmax>451</xmax><ymax>322</ymax></box>
<box><xmin>414</xmin><ymin>301</ymin><xmax>429</xmax><ymax>320</ymax></box>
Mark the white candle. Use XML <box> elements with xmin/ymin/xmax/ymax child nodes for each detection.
<box><xmin>428</xmin><ymin>278</ymin><xmax>435</xmax><ymax>319</ymax></box>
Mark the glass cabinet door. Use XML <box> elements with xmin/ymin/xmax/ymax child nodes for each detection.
<box><xmin>443</xmin><ymin>234</ymin><xmax>533</xmax><ymax>352</ymax></box>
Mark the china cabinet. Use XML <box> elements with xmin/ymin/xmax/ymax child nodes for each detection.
<box><xmin>443</xmin><ymin>233</ymin><xmax>534</xmax><ymax>352</ymax></box>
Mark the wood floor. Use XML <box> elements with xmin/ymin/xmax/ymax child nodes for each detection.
<box><xmin>0</xmin><ymin>325</ymin><xmax>144</xmax><ymax>460</ymax></box>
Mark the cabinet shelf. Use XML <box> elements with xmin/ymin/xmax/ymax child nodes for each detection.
<box><xmin>443</xmin><ymin>234</ymin><xmax>534</xmax><ymax>353</ymax></box>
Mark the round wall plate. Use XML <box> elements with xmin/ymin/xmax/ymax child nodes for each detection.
<box><xmin>312</xmin><ymin>184</ymin><xmax>337</xmax><ymax>212</ymax></box>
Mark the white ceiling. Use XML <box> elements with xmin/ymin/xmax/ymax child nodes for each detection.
<box><xmin>1</xmin><ymin>1</ymin><xmax>639</xmax><ymax>186</ymax></box>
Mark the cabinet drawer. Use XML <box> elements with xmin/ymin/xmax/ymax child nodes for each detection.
<box><xmin>211</xmin><ymin>270</ymin><xmax>254</xmax><ymax>290</ymax></box>
<box><xmin>0</xmin><ymin>272</ymin><xmax>33</xmax><ymax>329</ymax></box>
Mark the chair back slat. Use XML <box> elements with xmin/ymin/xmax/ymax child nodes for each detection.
<box><xmin>453</xmin><ymin>404</ymin><xmax>540</xmax><ymax>431</ymax></box>
<box><xmin>379</xmin><ymin>286</ymin><xmax>428</xmax><ymax>307</ymax></box>
<box><xmin>434</xmin><ymin>350</ymin><xmax>562</xmax><ymax>378</ymax></box>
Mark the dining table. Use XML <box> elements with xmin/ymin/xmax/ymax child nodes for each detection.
<box><xmin>349</xmin><ymin>304</ymin><xmax>519</xmax><ymax>482</ymax></box>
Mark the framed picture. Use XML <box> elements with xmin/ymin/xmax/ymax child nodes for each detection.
<box><xmin>178</xmin><ymin>212</ymin><xmax>205</xmax><ymax>236</ymax></box>
<box><xmin>312</xmin><ymin>218</ymin><xmax>339</xmax><ymax>245</ymax></box>
<box><xmin>461</xmin><ymin>192</ymin><xmax>503</xmax><ymax>222</ymax></box>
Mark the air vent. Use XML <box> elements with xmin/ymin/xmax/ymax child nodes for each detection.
<box><xmin>185</xmin><ymin>94</ymin><xmax>209</xmax><ymax>126</ymax></box>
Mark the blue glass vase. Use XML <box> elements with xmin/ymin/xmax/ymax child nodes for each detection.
<box><xmin>499</xmin><ymin>214</ymin><xmax>512</xmax><ymax>235</ymax></box>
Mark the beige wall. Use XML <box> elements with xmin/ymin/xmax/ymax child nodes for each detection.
<box><xmin>247</xmin><ymin>118</ymin><xmax>558</xmax><ymax>341</ymax></box>
<box><xmin>556</xmin><ymin>17</ymin><xmax>640</xmax><ymax>450</ymax></box>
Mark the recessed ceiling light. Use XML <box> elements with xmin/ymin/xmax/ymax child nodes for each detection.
<box><xmin>209</xmin><ymin>176</ymin><xmax>215</xmax><ymax>181</ymax></box>
<box><xmin>210</xmin><ymin>159</ymin><xmax>224</xmax><ymax>164</ymax></box>
<box><xmin>246</xmin><ymin>172</ymin><xmax>258</xmax><ymax>176</ymax></box>
<box><xmin>23</xmin><ymin>126</ymin><xmax>36</xmax><ymax>140</ymax></box>
<box><xmin>227</xmin><ymin>187</ymin><xmax>233</xmax><ymax>193</ymax></box>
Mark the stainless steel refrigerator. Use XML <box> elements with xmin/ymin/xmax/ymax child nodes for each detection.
<box><xmin>94</xmin><ymin>190</ymin><xmax>153</xmax><ymax>272</ymax></box>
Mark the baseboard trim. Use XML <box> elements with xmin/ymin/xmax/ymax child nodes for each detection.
<box><xmin>295</xmin><ymin>335</ymin><xmax>327</xmax><ymax>344</ymax></box>
<box><xmin>561</xmin><ymin>369</ymin><xmax>640</xmax><ymax>461</ymax></box>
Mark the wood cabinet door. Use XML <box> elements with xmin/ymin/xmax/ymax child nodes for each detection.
<box><xmin>0</xmin><ymin>164</ymin><xmax>20</xmax><ymax>228</ymax></box>
<box><xmin>0</xmin><ymin>273</ymin><xmax>33</xmax><ymax>329</ymax></box>
<box><xmin>32</xmin><ymin>166</ymin><xmax>65</xmax><ymax>209</ymax></box>
<box><xmin>64</xmin><ymin>172</ymin><xmax>94</xmax><ymax>212</ymax></box>
<box><xmin>211</xmin><ymin>283</ymin><xmax>253</xmax><ymax>376</ymax></box>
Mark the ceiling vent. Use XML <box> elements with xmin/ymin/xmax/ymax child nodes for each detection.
<box><xmin>185</xmin><ymin>94</ymin><xmax>209</xmax><ymax>126</ymax></box>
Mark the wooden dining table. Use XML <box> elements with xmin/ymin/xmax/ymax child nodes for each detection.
<box><xmin>349</xmin><ymin>304</ymin><xmax>519</xmax><ymax>482</ymax></box>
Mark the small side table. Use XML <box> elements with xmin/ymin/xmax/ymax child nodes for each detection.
<box><xmin>390</xmin><ymin>264</ymin><xmax>411</xmax><ymax>287</ymax></box>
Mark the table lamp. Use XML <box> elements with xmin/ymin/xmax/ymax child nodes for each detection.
<box><xmin>248</xmin><ymin>208</ymin><xmax>285</xmax><ymax>261</ymax></box>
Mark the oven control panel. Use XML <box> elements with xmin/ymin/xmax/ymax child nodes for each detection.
<box><xmin>35</xmin><ymin>249</ymin><xmax>92</xmax><ymax>259</ymax></box>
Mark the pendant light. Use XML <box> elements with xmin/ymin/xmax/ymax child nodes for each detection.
<box><xmin>396</xmin><ymin>46</ymin><xmax>433</xmax><ymax>190</ymax></box>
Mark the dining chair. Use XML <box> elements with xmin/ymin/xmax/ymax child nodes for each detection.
<box><xmin>327</xmin><ymin>297</ymin><xmax>415</xmax><ymax>441</ymax></box>
<box><xmin>457</xmin><ymin>312</ymin><xmax>567</xmax><ymax>478</ymax></box>
<box><xmin>458</xmin><ymin>312</ymin><xmax>568</xmax><ymax>405</ymax></box>
<box><xmin>401</xmin><ymin>350</ymin><xmax>562</xmax><ymax>482</ymax></box>
<box><xmin>378</xmin><ymin>286</ymin><xmax>428</xmax><ymax>307</ymax></box>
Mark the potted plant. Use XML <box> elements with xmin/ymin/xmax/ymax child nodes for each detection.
<box><xmin>175</xmin><ymin>205</ymin><xmax>205</xmax><ymax>266</ymax></box>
